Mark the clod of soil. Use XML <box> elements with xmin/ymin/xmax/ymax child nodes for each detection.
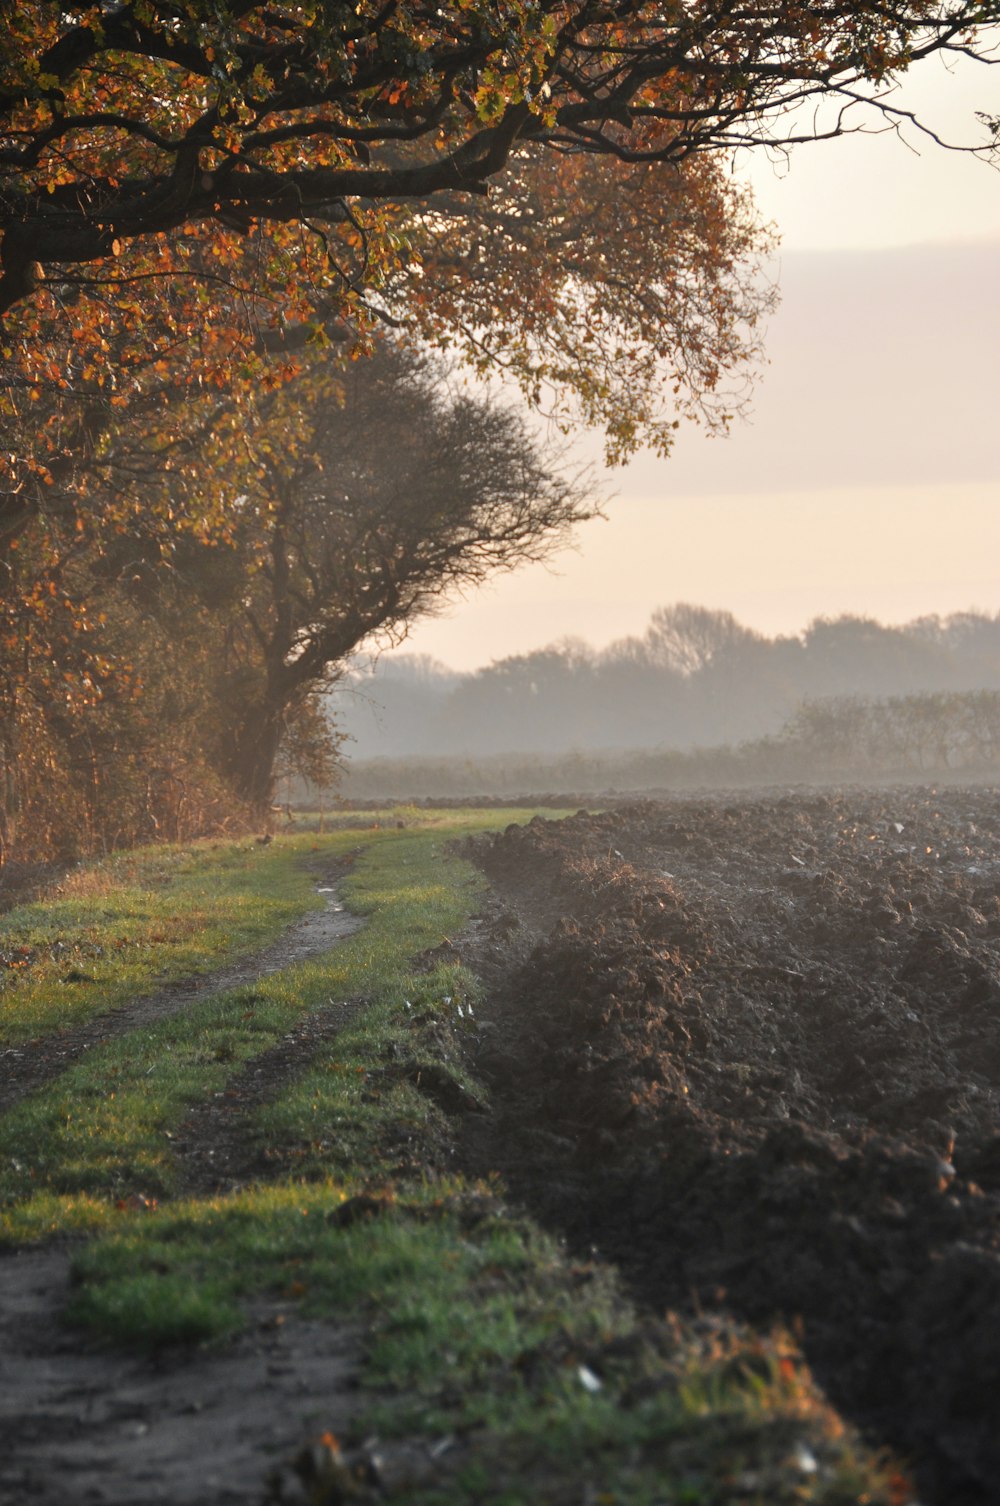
<box><xmin>461</xmin><ymin>788</ymin><xmax>1000</xmax><ymax>1506</ymax></box>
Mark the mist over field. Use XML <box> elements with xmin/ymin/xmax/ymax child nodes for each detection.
<box><xmin>333</xmin><ymin>604</ymin><xmax>1000</xmax><ymax>760</ymax></box>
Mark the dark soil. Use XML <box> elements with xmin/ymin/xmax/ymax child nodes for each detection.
<box><xmin>460</xmin><ymin>788</ymin><xmax>1000</xmax><ymax>1506</ymax></box>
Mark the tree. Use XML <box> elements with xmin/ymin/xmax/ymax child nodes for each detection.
<box><xmin>1</xmin><ymin>0</ymin><xmax>995</xmax><ymax>481</ymax></box>
<box><xmin>440</xmin><ymin>639</ymin><xmax>601</xmax><ymax>754</ymax></box>
<box><xmin>0</xmin><ymin>488</ymin><xmax>245</xmax><ymax>860</ymax></box>
<box><xmin>800</xmin><ymin>614</ymin><xmax>951</xmax><ymax>698</ymax></box>
<box><xmin>5</xmin><ymin>0</ymin><xmax>990</xmax><ymax>584</ymax></box>
<box><xmin>0</xmin><ymin>105</ymin><xmax>770</xmax><ymax>849</ymax></box>
<box><xmin>644</xmin><ymin>603</ymin><xmax>762</xmax><ymax>677</ymax></box>
<box><xmin>2</xmin><ymin>0</ymin><xmax>996</xmax><ymax>854</ymax></box>
<box><xmin>210</xmin><ymin>341</ymin><xmax>596</xmax><ymax>806</ymax></box>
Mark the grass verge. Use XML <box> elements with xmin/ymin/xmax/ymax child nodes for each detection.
<box><xmin>70</xmin><ymin>1181</ymin><xmax>901</xmax><ymax>1504</ymax></box>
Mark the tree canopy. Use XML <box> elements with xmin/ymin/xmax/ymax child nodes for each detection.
<box><xmin>2</xmin><ymin>0</ymin><xmax>994</xmax><ymax>317</ymax></box>
<box><xmin>2</xmin><ymin>3</ymin><xmax>995</xmax><ymax>423</ymax></box>
<box><xmin>3</xmin><ymin>0</ymin><xmax>994</xmax><ymax>526</ymax></box>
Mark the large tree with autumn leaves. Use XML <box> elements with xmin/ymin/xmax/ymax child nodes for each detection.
<box><xmin>3</xmin><ymin>0</ymin><xmax>996</xmax><ymax>488</ymax></box>
<box><xmin>0</xmin><ymin>1</ymin><xmax>996</xmax><ymax>854</ymax></box>
<box><xmin>1</xmin><ymin>0</ymin><xmax>995</xmax><ymax>322</ymax></box>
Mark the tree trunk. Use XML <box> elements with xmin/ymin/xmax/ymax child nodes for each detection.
<box><xmin>221</xmin><ymin>703</ymin><xmax>284</xmax><ymax>814</ymax></box>
<box><xmin>0</xmin><ymin>705</ymin><xmax>18</xmax><ymax>866</ymax></box>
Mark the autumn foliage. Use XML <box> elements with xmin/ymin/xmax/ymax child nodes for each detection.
<box><xmin>0</xmin><ymin>1</ymin><xmax>996</xmax><ymax>860</ymax></box>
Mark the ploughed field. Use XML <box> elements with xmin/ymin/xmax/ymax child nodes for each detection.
<box><xmin>464</xmin><ymin>788</ymin><xmax>1000</xmax><ymax>1506</ymax></box>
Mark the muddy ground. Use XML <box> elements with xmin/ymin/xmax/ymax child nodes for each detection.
<box><xmin>4</xmin><ymin>791</ymin><xmax>1000</xmax><ymax>1504</ymax></box>
<box><xmin>462</xmin><ymin>786</ymin><xmax>1000</xmax><ymax>1506</ymax></box>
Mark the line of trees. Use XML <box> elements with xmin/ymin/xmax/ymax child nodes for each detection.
<box><xmin>335</xmin><ymin>606</ymin><xmax>1000</xmax><ymax>759</ymax></box>
<box><xmin>337</xmin><ymin>689</ymin><xmax>1000</xmax><ymax>802</ymax></box>
<box><xmin>2</xmin><ymin>3</ymin><xmax>996</xmax><ymax>865</ymax></box>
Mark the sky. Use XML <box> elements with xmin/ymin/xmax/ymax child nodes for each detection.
<box><xmin>385</xmin><ymin>51</ymin><xmax>1000</xmax><ymax>672</ymax></box>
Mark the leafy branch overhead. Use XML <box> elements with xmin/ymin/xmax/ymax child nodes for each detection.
<box><xmin>2</xmin><ymin>0</ymin><xmax>995</xmax><ymax>499</ymax></box>
<box><xmin>1</xmin><ymin>0</ymin><xmax>995</xmax><ymax>304</ymax></box>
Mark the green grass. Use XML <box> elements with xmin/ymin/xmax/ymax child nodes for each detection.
<box><xmin>0</xmin><ymin>980</ymin><xmax>310</xmax><ymax>1227</ymax></box>
<box><xmin>253</xmin><ymin>827</ymin><xmax>492</xmax><ymax>1184</ymax></box>
<box><xmin>0</xmin><ymin>810</ymin><xmax>547</xmax><ymax>1237</ymax></box>
<box><xmin>0</xmin><ymin>807</ymin><xmax>908</xmax><ymax>1505</ymax></box>
<box><xmin>67</xmin><ymin>1183</ymin><xmax>898</xmax><ymax>1505</ymax></box>
<box><xmin>0</xmin><ymin>805</ymin><xmax>504</xmax><ymax>1047</ymax></box>
<box><xmin>0</xmin><ymin>835</ymin><xmax>323</xmax><ymax>1044</ymax></box>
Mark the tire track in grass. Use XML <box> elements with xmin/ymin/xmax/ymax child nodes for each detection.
<box><xmin>0</xmin><ymin>864</ymin><xmax>362</xmax><ymax>1115</ymax></box>
<box><xmin>170</xmin><ymin>996</ymin><xmax>367</xmax><ymax>1197</ymax></box>
<box><xmin>0</xmin><ymin>866</ymin><xmax>375</xmax><ymax>1505</ymax></box>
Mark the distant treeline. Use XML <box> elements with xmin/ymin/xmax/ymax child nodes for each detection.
<box><xmin>331</xmin><ymin>605</ymin><xmax>1000</xmax><ymax>762</ymax></box>
<box><xmin>335</xmin><ymin>689</ymin><xmax>1000</xmax><ymax>800</ymax></box>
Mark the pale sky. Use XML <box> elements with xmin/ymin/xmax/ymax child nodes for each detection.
<box><xmin>385</xmin><ymin>51</ymin><xmax>1000</xmax><ymax>672</ymax></box>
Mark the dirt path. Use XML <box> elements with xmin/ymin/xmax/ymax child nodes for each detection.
<box><xmin>0</xmin><ymin>865</ymin><xmax>371</xmax><ymax>1506</ymax></box>
<box><xmin>0</xmin><ymin>1245</ymin><xmax>363</xmax><ymax>1506</ymax></box>
<box><xmin>0</xmin><ymin>860</ymin><xmax>362</xmax><ymax>1115</ymax></box>
<box><xmin>171</xmin><ymin>996</ymin><xmax>364</xmax><ymax>1198</ymax></box>
<box><xmin>459</xmin><ymin>790</ymin><xmax>1000</xmax><ymax>1506</ymax></box>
